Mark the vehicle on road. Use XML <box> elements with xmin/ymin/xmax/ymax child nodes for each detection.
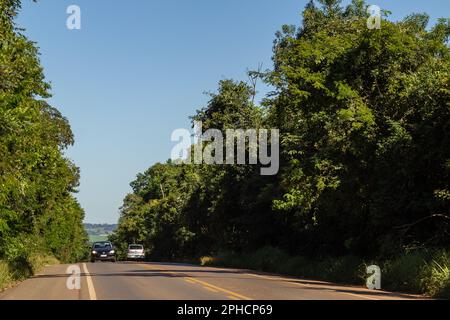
<box><xmin>127</xmin><ymin>244</ymin><xmax>145</xmax><ymax>260</ymax></box>
<box><xmin>91</xmin><ymin>241</ymin><xmax>116</xmax><ymax>262</ymax></box>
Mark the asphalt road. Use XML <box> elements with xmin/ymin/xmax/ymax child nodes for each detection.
<box><xmin>0</xmin><ymin>262</ymin><xmax>422</xmax><ymax>300</ymax></box>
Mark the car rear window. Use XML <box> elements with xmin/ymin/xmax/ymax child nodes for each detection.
<box><xmin>129</xmin><ymin>245</ymin><xmax>143</xmax><ymax>250</ymax></box>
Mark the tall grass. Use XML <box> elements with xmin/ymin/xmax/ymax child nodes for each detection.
<box><xmin>383</xmin><ymin>250</ymin><xmax>450</xmax><ymax>298</ymax></box>
<box><xmin>201</xmin><ymin>246</ymin><xmax>450</xmax><ymax>298</ymax></box>
<box><xmin>0</xmin><ymin>261</ymin><xmax>13</xmax><ymax>291</ymax></box>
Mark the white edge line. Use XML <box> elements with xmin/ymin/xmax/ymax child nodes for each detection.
<box><xmin>82</xmin><ymin>263</ymin><xmax>97</xmax><ymax>300</ymax></box>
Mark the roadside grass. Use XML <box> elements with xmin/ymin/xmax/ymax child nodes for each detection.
<box><xmin>383</xmin><ymin>250</ymin><xmax>450</xmax><ymax>298</ymax></box>
<box><xmin>0</xmin><ymin>254</ymin><xmax>59</xmax><ymax>292</ymax></box>
<box><xmin>0</xmin><ymin>261</ymin><xmax>13</xmax><ymax>291</ymax></box>
<box><xmin>200</xmin><ymin>246</ymin><xmax>450</xmax><ymax>299</ymax></box>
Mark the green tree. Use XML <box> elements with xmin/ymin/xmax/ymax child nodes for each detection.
<box><xmin>0</xmin><ymin>0</ymin><xmax>87</xmax><ymax>265</ymax></box>
<box><xmin>113</xmin><ymin>0</ymin><xmax>449</xmax><ymax>266</ymax></box>
<box><xmin>268</xmin><ymin>0</ymin><xmax>450</xmax><ymax>256</ymax></box>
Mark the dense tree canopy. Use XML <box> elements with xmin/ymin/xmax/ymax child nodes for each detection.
<box><xmin>112</xmin><ymin>0</ymin><xmax>449</xmax><ymax>262</ymax></box>
<box><xmin>0</xmin><ymin>0</ymin><xmax>87</xmax><ymax>264</ymax></box>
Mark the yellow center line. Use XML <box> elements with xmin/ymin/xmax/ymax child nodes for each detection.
<box><xmin>245</xmin><ymin>272</ymin><xmax>380</xmax><ymax>300</ymax></box>
<box><xmin>139</xmin><ymin>264</ymin><xmax>252</xmax><ymax>300</ymax></box>
<box><xmin>203</xmin><ymin>286</ymin><xmax>219</xmax><ymax>293</ymax></box>
<box><xmin>187</xmin><ymin>277</ymin><xmax>251</xmax><ymax>300</ymax></box>
<box><xmin>185</xmin><ymin>279</ymin><xmax>196</xmax><ymax>284</ymax></box>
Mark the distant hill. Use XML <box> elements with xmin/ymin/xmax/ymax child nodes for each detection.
<box><xmin>84</xmin><ymin>223</ymin><xmax>117</xmax><ymax>243</ymax></box>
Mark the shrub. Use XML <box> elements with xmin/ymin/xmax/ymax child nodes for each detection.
<box><xmin>0</xmin><ymin>254</ymin><xmax>60</xmax><ymax>292</ymax></box>
<box><xmin>315</xmin><ymin>256</ymin><xmax>364</xmax><ymax>285</ymax></box>
<box><xmin>200</xmin><ymin>256</ymin><xmax>216</xmax><ymax>266</ymax></box>
<box><xmin>382</xmin><ymin>251</ymin><xmax>429</xmax><ymax>293</ymax></box>
<box><xmin>278</xmin><ymin>256</ymin><xmax>313</xmax><ymax>277</ymax></box>
<box><xmin>200</xmin><ymin>252</ymin><xmax>244</xmax><ymax>268</ymax></box>
<box><xmin>420</xmin><ymin>251</ymin><xmax>450</xmax><ymax>299</ymax></box>
<box><xmin>246</xmin><ymin>247</ymin><xmax>290</xmax><ymax>273</ymax></box>
<box><xmin>0</xmin><ymin>261</ymin><xmax>13</xmax><ymax>291</ymax></box>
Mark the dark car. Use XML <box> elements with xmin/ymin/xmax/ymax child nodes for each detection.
<box><xmin>90</xmin><ymin>241</ymin><xmax>116</xmax><ymax>262</ymax></box>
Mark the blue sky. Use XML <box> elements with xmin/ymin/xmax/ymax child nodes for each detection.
<box><xmin>16</xmin><ymin>0</ymin><xmax>450</xmax><ymax>223</ymax></box>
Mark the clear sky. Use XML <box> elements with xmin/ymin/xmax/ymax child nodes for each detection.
<box><xmin>16</xmin><ymin>0</ymin><xmax>450</xmax><ymax>223</ymax></box>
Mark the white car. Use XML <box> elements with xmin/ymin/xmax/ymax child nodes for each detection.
<box><xmin>127</xmin><ymin>244</ymin><xmax>145</xmax><ymax>260</ymax></box>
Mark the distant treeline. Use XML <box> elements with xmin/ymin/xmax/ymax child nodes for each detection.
<box><xmin>85</xmin><ymin>224</ymin><xmax>118</xmax><ymax>235</ymax></box>
<box><xmin>111</xmin><ymin>0</ymin><xmax>449</xmax><ymax>264</ymax></box>
<box><xmin>0</xmin><ymin>0</ymin><xmax>88</xmax><ymax>276</ymax></box>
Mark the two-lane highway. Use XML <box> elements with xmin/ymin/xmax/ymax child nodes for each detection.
<box><xmin>0</xmin><ymin>262</ymin><xmax>422</xmax><ymax>300</ymax></box>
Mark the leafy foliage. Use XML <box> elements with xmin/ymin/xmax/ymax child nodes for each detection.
<box><xmin>112</xmin><ymin>0</ymin><xmax>449</xmax><ymax>294</ymax></box>
<box><xmin>0</xmin><ymin>0</ymin><xmax>87</xmax><ymax>266</ymax></box>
